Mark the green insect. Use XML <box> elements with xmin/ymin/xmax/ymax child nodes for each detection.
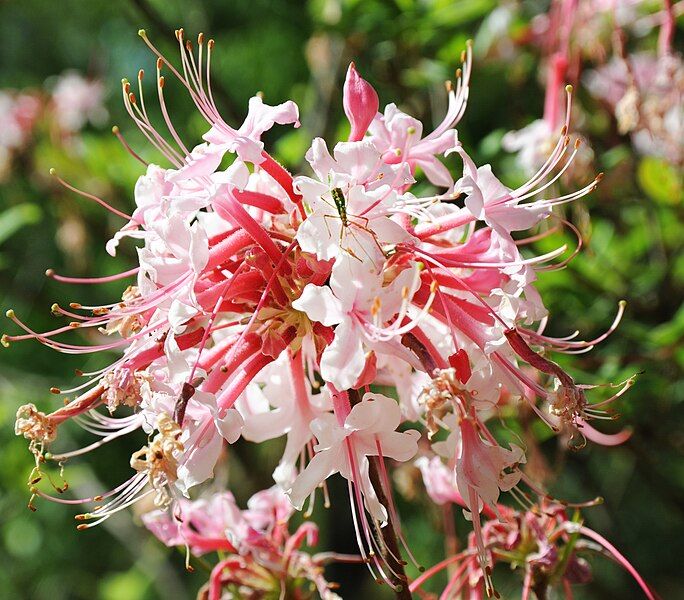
<box><xmin>331</xmin><ymin>187</ymin><xmax>348</xmax><ymax>226</ymax></box>
<box><xmin>322</xmin><ymin>186</ymin><xmax>388</xmax><ymax>263</ymax></box>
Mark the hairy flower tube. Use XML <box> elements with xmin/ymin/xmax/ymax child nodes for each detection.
<box><xmin>5</xmin><ymin>28</ymin><xmax>654</xmax><ymax>599</ymax></box>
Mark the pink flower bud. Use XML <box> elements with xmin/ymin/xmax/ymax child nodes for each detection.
<box><xmin>343</xmin><ymin>62</ymin><xmax>379</xmax><ymax>142</ymax></box>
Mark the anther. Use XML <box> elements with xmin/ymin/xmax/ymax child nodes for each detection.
<box><xmin>1</xmin><ymin>334</ymin><xmax>10</xmax><ymax>348</ymax></box>
<box><xmin>158</xmin><ymin>76</ymin><xmax>165</xmax><ymax>89</ymax></box>
<box><xmin>455</xmin><ymin>68</ymin><xmax>462</xmax><ymax>79</ymax></box>
<box><xmin>565</xmin><ymin>84</ymin><xmax>573</xmax><ymax>93</ymax></box>
<box><xmin>51</xmin><ymin>303</ymin><xmax>60</xmax><ymax>315</ymax></box>
<box><xmin>208</xmin><ymin>39</ymin><xmax>215</xmax><ymax>49</ymax></box>
<box><xmin>111</xmin><ymin>125</ymin><xmax>119</xmax><ymax>135</ymax></box>
<box><xmin>574</xmin><ymin>138</ymin><xmax>582</xmax><ymax>149</ymax></box>
<box><xmin>128</xmin><ymin>92</ymin><xmax>137</xmax><ymax>105</ymax></box>
<box><xmin>445</xmin><ymin>80</ymin><xmax>453</xmax><ymax>92</ymax></box>
<box><xmin>69</xmin><ymin>303</ymin><xmax>82</xmax><ymax>309</ymax></box>
<box><xmin>50</xmin><ymin>387</ymin><xmax>61</xmax><ymax>395</ymax></box>
<box><xmin>156</xmin><ymin>57</ymin><xmax>163</xmax><ymax>70</ymax></box>
<box><xmin>76</xmin><ymin>524</ymin><xmax>88</xmax><ymax>531</ymax></box>
<box><xmin>197</xmin><ymin>32</ymin><xmax>204</xmax><ymax>45</ymax></box>
<box><xmin>6</xmin><ymin>309</ymin><xmax>15</xmax><ymax>319</ymax></box>
<box><xmin>407</xmin><ymin>126</ymin><xmax>416</xmax><ymax>135</ymax></box>
<box><xmin>137</xmin><ymin>29</ymin><xmax>146</xmax><ymax>38</ymax></box>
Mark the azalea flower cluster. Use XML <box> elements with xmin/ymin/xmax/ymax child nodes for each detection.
<box><xmin>7</xmin><ymin>28</ymin><xmax>650</xmax><ymax>598</ymax></box>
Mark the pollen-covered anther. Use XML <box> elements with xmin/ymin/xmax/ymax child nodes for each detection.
<box><xmin>548</xmin><ymin>379</ymin><xmax>587</xmax><ymax>426</ymax></box>
<box><xmin>420</xmin><ymin>368</ymin><xmax>462</xmax><ymax>437</ymax></box>
<box><xmin>130</xmin><ymin>413</ymin><xmax>183</xmax><ymax>508</ymax></box>
<box><xmin>15</xmin><ymin>403</ymin><xmax>57</xmax><ymax>444</ymax></box>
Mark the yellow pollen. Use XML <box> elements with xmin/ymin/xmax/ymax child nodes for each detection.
<box><xmin>407</xmin><ymin>126</ymin><xmax>416</xmax><ymax>135</ymax></box>
<box><xmin>6</xmin><ymin>309</ymin><xmax>15</xmax><ymax>319</ymax></box>
<box><xmin>137</xmin><ymin>29</ymin><xmax>146</xmax><ymax>38</ymax></box>
<box><xmin>370</xmin><ymin>296</ymin><xmax>382</xmax><ymax>317</ymax></box>
<box><xmin>1</xmin><ymin>334</ymin><xmax>10</xmax><ymax>348</ymax></box>
<box><xmin>111</xmin><ymin>125</ymin><xmax>119</xmax><ymax>134</ymax></box>
<box><xmin>565</xmin><ymin>84</ymin><xmax>573</xmax><ymax>93</ymax></box>
<box><xmin>51</xmin><ymin>303</ymin><xmax>60</xmax><ymax>315</ymax></box>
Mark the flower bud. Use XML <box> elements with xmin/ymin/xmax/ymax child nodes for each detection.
<box><xmin>343</xmin><ymin>62</ymin><xmax>379</xmax><ymax>142</ymax></box>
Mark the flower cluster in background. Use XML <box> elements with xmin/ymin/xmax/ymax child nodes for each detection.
<box><xmin>0</xmin><ymin>72</ymin><xmax>107</xmax><ymax>180</ymax></box>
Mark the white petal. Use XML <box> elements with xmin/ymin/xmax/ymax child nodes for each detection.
<box><xmin>320</xmin><ymin>318</ymin><xmax>366</xmax><ymax>390</ymax></box>
<box><xmin>292</xmin><ymin>283</ymin><xmax>346</xmax><ymax>326</ymax></box>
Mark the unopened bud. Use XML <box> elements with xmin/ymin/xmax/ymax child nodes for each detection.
<box><xmin>343</xmin><ymin>62</ymin><xmax>379</xmax><ymax>142</ymax></box>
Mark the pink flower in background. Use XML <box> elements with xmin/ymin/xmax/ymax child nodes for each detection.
<box><xmin>51</xmin><ymin>71</ymin><xmax>108</xmax><ymax>132</ymax></box>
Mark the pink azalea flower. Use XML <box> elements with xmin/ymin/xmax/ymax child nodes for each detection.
<box><xmin>288</xmin><ymin>392</ymin><xmax>419</xmax><ymax>523</ymax></box>
<box><xmin>293</xmin><ymin>257</ymin><xmax>421</xmax><ymax>390</ymax></box>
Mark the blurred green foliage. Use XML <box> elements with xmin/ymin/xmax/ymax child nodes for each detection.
<box><xmin>0</xmin><ymin>0</ymin><xmax>682</xmax><ymax>599</ymax></box>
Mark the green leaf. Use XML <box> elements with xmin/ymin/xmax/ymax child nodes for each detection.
<box><xmin>0</xmin><ymin>203</ymin><xmax>42</xmax><ymax>246</ymax></box>
<box><xmin>637</xmin><ymin>156</ymin><xmax>683</xmax><ymax>205</ymax></box>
